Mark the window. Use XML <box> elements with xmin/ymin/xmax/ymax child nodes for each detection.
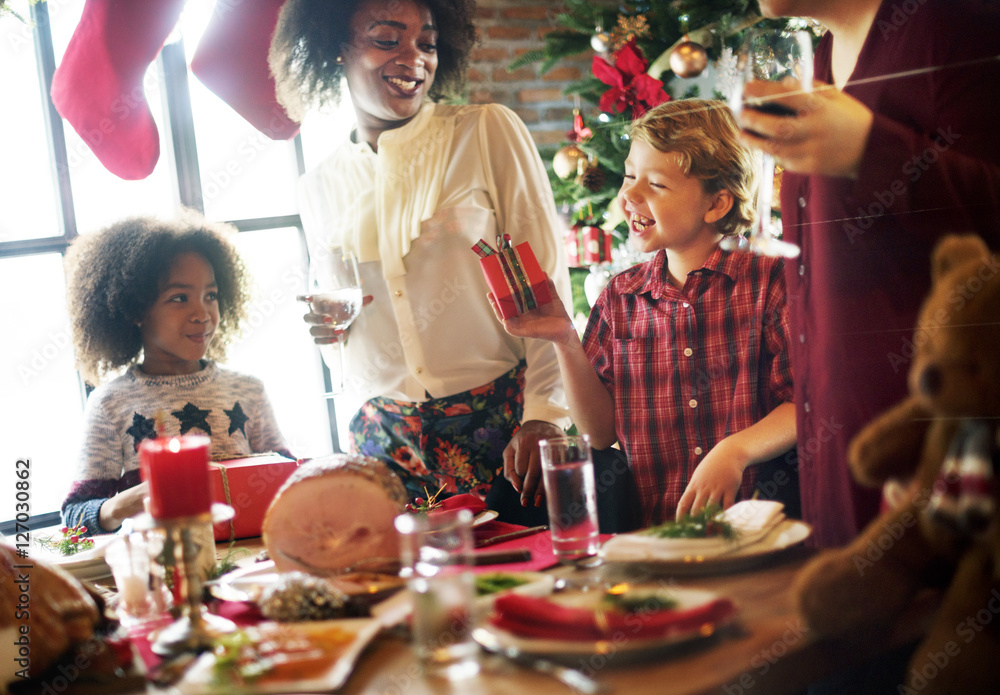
<box><xmin>0</xmin><ymin>0</ymin><xmax>353</xmax><ymax>530</ymax></box>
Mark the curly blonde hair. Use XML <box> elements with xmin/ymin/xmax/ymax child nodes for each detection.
<box><xmin>64</xmin><ymin>212</ymin><xmax>250</xmax><ymax>386</ymax></box>
<box><xmin>629</xmin><ymin>99</ymin><xmax>759</xmax><ymax>236</ymax></box>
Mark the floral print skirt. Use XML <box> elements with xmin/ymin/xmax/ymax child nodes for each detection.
<box><xmin>348</xmin><ymin>362</ymin><xmax>526</xmax><ymax>500</ymax></box>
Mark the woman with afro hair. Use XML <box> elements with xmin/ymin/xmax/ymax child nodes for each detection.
<box><xmin>269</xmin><ymin>0</ymin><xmax>572</xmax><ymax>523</ymax></box>
<box><xmin>62</xmin><ymin>213</ymin><xmax>290</xmax><ymax>535</ymax></box>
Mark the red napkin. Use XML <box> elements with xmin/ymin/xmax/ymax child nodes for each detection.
<box><xmin>431</xmin><ymin>494</ymin><xmax>488</xmax><ymax>516</ymax></box>
<box><xmin>490</xmin><ymin>593</ymin><xmax>736</xmax><ymax>641</ymax></box>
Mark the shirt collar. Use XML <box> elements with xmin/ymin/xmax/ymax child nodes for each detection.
<box><xmin>619</xmin><ymin>242</ymin><xmax>744</xmax><ymax>299</ymax></box>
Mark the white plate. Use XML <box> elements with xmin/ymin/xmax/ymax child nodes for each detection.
<box><xmin>473</xmin><ymin>509</ymin><xmax>499</xmax><ymax>526</ymax></box>
<box><xmin>30</xmin><ymin>533</ymin><xmax>117</xmax><ymax>581</ymax></box>
<box><xmin>475</xmin><ymin>587</ymin><xmax>737</xmax><ymax>664</ymax></box>
<box><xmin>601</xmin><ymin>519</ymin><xmax>812</xmax><ymax>576</ymax></box>
<box><xmin>208</xmin><ymin>560</ymin><xmax>405</xmax><ymax>603</ymax></box>
<box><xmin>173</xmin><ymin>618</ymin><xmax>381</xmax><ymax>694</ymax></box>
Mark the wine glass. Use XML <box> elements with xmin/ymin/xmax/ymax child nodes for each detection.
<box><xmin>300</xmin><ymin>246</ymin><xmax>363</xmax><ymax>396</ymax></box>
<box><xmin>722</xmin><ymin>28</ymin><xmax>813</xmax><ymax>259</ymax></box>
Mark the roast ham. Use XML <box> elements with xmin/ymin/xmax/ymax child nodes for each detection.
<box><xmin>0</xmin><ymin>543</ymin><xmax>100</xmax><ymax>682</ymax></box>
<box><xmin>262</xmin><ymin>454</ymin><xmax>408</xmax><ymax>574</ymax></box>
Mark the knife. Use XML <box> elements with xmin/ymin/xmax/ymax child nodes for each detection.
<box><xmin>473</xmin><ymin>548</ymin><xmax>532</xmax><ymax>565</ymax></box>
<box><xmin>476</xmin><ymin>525</ymin><xmax>549</xmax><ymax>548</ymax></box>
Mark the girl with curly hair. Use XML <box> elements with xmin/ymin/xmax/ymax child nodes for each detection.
<box><xmin>62</xmin><ymin>214</ymin><xmax>290</xmax><ymax>535</ymax></box>
<box><xmin>269</xmin><ymin>0</ymin><xmax>573</xmax><ymax>524</ymax></box>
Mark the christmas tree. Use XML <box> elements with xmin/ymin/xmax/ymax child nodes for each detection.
<box><xmin>513</xmin><ymin>0</ymin><xmax>819</xmax><ymax>287</ymax></box>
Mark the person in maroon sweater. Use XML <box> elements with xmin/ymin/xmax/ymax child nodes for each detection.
<box><xmin>740</xmin><ymin>0</ymin><xmax>1000</xmax><ymax>548</ymax></box>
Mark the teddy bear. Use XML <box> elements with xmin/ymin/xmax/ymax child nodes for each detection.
<box><xmin>794</xmin><ymin>234</ymin><xmax>1000</xmax><ymax>695</ymax></box>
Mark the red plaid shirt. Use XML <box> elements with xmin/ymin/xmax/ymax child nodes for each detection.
<box><xmin>582</xmin><ymin>246</ymin><xmax>793</xmax><ymax>525</ymax></box>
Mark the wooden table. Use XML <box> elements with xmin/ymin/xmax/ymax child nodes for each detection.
<box><xmin>328</xmin><ymin>547</ymin><xmax>932</xmax><ymax>695</ymax></box>
<box><xmin>61</xmin><ymin>538</ymin><xmax>933</xmax><ymax>695</ymax></box>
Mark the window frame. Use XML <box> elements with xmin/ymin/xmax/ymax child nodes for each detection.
<box><xmin>0</xmin><ymin>3</ymin><xmax>340</xmax><ymax>536</ymax></box>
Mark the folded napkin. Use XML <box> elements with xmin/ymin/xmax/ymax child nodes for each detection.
<box><xmin>490</xmin><ymin>593</ymin><xmax>736</xmax><ymax>641</ymax></box>
<box><xmin>431</xmin><ymin>493</ymin><xmax>488</xmax><ymax>517</ymax></box>
<box><xmin>601</xmin><ymin>500</ymin><xmax>786</xmax><ymax>562</ymax></box>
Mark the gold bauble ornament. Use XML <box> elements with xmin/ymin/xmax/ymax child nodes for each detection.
<box><xmin>590</xmin><ymin>30</ymin><xmax>611</xmax><ymax>54</ymax></box>
<box><xmin>669</xmin><ymin>40</ymin><xmax>709</xmax><ymax>79</ymax></box>
<box><xmin>553</xmin><ymin>144</ymin><xmax>588</xmax><ymax>179</ymax></box>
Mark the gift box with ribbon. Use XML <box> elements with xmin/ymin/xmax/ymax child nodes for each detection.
<box><xmin>473</xmin><ymin>234</ymin><xmax>552</xmax><ymax>319</ymax></box>
<box><xmin>582</xmin><ymin>225</ymin><xmax>613</xmax><ymax>265</ymax></box>
<box><xmin>564</xmin><ymin>225</ymin><xmax>613</xmax><ymax>267</ymax></box>
<box><xmin>209</xmin><ymin>454</ymin><xmax>300</xmax><ymax>541</ymax></box>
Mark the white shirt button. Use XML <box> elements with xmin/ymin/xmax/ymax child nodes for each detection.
<box><xmin>800</xmin><ymin>333</ymin><xmax>806</xmax><ymax>343</ymax></box>
<box><xmin>682</xmin><ymin>302</ymin><xmax>690</xmax><ymax>308</ymax></box>
<box><xmin>683</xmin><ymin>347</ymin><xmax>693</xmax><ymax>357</ymax></box>
<box><xmin>694</xmin><ymin>446</ymin><xmax>703</xmax><ymax>455</ymax></box>
<box><xmin>804</xmin><ymin>401</ymin><xmax>811</xmax><ymax>413</ymax></box>
<box><xmin>798</xmin><ymin>196</ymin><xmax>807</xmax><ymax>208</ymax></box>
<box><xmin>688</xmin><ymin>399</ymin><xmax>698</xmax><ymax>409</ymax></box>
<box><xmin>799</xmin><ymin>264</ymin><xmax>805</xmax><ymax>276</ymax></box>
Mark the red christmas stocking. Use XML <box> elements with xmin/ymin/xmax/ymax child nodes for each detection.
<box><xmin>190</xmin><ymin>0</ymin><xmax>300</xmax><ymax>140</ymax></box>
<box><xmin>51</xmin><ymin>0</ymin><xmax>187</xmax><ymax>180</ymax></box>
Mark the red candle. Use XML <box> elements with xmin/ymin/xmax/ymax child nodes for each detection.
<box><xmin>139</xmin><ymin>435</ymin><xmax>212</xmax><ymax>519</ymax></box>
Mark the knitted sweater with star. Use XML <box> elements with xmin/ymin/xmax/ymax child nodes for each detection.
<box><xmin>62</xmin><ymin>361</ymin><xmax>289</xmax><ymax>535</ymax></box>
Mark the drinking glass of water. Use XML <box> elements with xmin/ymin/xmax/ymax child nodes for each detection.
<box><xmin>539</xmin><ymin>434</ymin><xmax>601</xmax><ymax>568</ymax></box>
<box><xmin>395</xmin><ymin>509</ymin><xmax>480</xmax><ymax>680</ymax></box>
<box><xmin>298</xmin><ymin>246</ymin><xmax>363</xmax><ymax>396</ymax></box>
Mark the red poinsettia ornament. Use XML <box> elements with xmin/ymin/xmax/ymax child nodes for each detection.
<box><xmin>592</xmin><ymin>39</ymin><xmax>669</xmax><ymax>118</ymax></box>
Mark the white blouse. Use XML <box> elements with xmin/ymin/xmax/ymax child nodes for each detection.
<box><xmin>298</xmin><ymin>102</ymin><xmax>572</xmax><ymax>426</ymax></box>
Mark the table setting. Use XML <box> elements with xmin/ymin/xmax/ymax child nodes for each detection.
<box><xmin>6</xmin><ymin>432</ymin><xmax>841</xmax><ymax>695</ymax></box>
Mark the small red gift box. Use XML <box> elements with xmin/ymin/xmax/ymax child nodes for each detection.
<box><xmin>564</xmin><ymin>226</ymin><xmax>584</xmax><ymax>268</ymax></box>
<box><xmin>565</xmin><ymin>225</ymin><xmax>613</xmax><ymax>267</ymax></box>
<box><xmin>209</xmin><ymin>454</ymin><xmax>300</xmax><ymax>541</ymax></box>
<box><xmin>473</xmin><ymin>234</ymin><xmax>553</xmax><ymax>319</ymax></box>
<box><xmin>582</xmin><ymin>225</ymin><xmax>613</xmax><ymax>264</ymax></box>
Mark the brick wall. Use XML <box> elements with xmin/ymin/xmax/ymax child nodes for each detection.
<box><xmin>468</xmin><ymin>1</ymin><xmax>595</xmax><ymax>147</ymax></box>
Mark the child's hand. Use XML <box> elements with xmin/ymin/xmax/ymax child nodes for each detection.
<box><xmin>487</xmin><ymin>279</ymin><xmax>576</xmax><ymax>344</ymax></box>
<box><xmin>100</xmin><ymin>481</ymin><xmax>149</xmax><ymax>532</ymax></box>
<box><xmin>675</xmin><ymin>439</ymin><xmax>749</xmax><ymax>520</ymax></box>
<box><xmin>298</xmin><ymin>294</ymin><xmax>374</xmax><ymax>345</ymax></box>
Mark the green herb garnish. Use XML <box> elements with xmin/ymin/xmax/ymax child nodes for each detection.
<box><xmin>602</xmin><ymin>588</ymin><xmax>679</xmax><ymax>614</ymax></box>
<box><xmin>641</xmin><ymin>504</ymin><xmax>738</xmax><ymax>540</ymax></box>
<box><xmin>475</xmin><ymin>572</ymin><xmax>531</xmax><ymax>596</ymax></box>
<box><xmin>35</xmin><ymin>522</ymin><xmax>96</xmax><ymax>556</ymax></box>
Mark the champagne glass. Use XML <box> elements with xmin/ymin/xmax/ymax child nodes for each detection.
<box><xmin>722</xmin><ymin>28</ymin><xmax>813</xmax><ymax>259</ymax></box>
<box><xmin>300</xmin><ymin>247</ymin><xmax>363</xmax><ymax>396</ymax></box>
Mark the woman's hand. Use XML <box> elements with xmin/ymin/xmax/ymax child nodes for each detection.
<box><xmin>99</xmin><ymin>481</ymin><xmax>149</xmax><ymax>532</ymax></box>
<box><xmin>738</xmin><ymin>79</ymin><xmax>874</xmax><ymax>179</ymax></box>
<box><xmin>298</xmin><ymin>294</ymin><xmax>374</xmax><ymax>345</ymax></box>
<box><xmin>488</xmin><ymin>279</ymin><xmax>577</xmax><ymax>345</ymax></box>
<box><xmin>675</xmin><ymin>438</ymin><xmax>749</xmax><ymax>519</ymax></box>
<box><xmin>503</xmin><ymin>419</ymin><xmax>565</xmax><ymax>507</ymax></box>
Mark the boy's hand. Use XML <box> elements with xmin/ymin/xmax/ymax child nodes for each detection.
<box><xmin>298</xmin><ymin>294</ymin><xmax>374</xmax><ymax>345</ymax></box>
<box><xmin>503</xmin><ymin>420</ymin><xmax>563</xmax><ymax>507</ymax></box>
<box><xmin>675</xmin><ymin>439</ymin><xmax>749</xmax><ymax>519</ymax></box>
<box><xmin>488</xmin><ymin>279</ymin><xmax>577</xmax><ymax>344</ymax></box>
